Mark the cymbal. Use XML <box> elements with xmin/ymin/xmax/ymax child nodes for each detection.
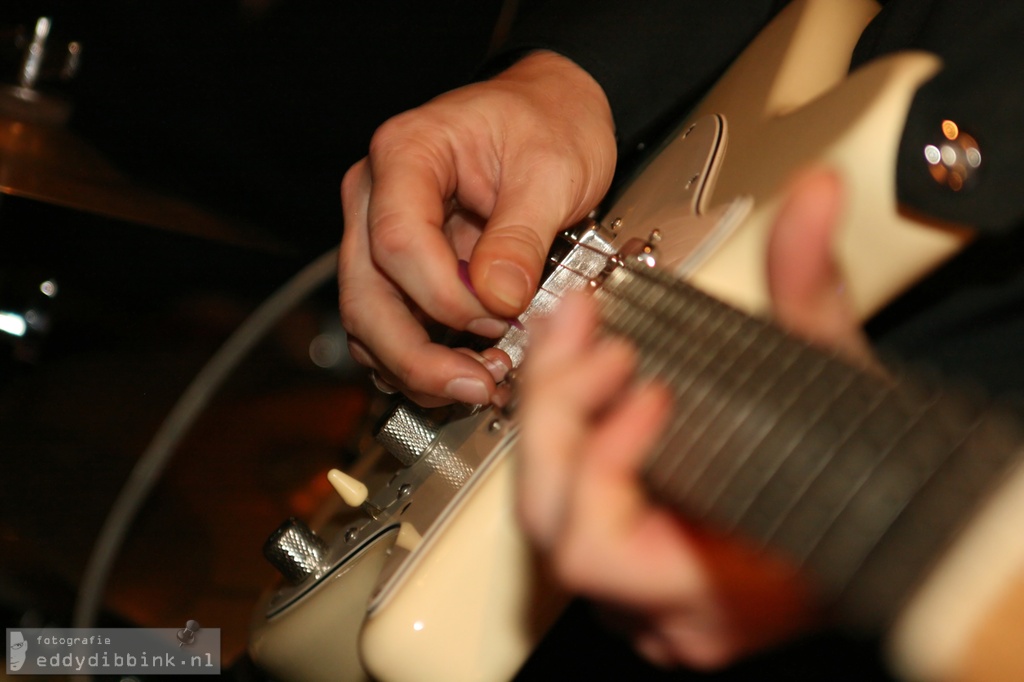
<box><xmin>0</xmin><ymin>105</ymin><xmax>287</xmax><ymax>253</ymax></box>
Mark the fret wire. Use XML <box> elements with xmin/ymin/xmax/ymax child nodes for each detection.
<box><xmin>749</xmin><ymin>360</ymin><xmax>874</xmax><ymax>555</ymax></box>
<box><xmin>733</xmin><ymin>353</ymin><xmax>859</xmax><ymax>538</ymax></box>
<box><xmin>601</xmin><ymin>269</ymin><xmax>753</xmax><ymax>501</ymax></box>
<box><xmin>516</xmin><ymin>247</ymin><xmax>1024</xmax><ymax>627</ymax></box>
<box><xmin>596</xmin><ymin>279</ymin><xmax>705</xmax><ymax>487</ymax></box>
<box><xmin>596</xmin><ymin>263</ymin><xmax>840</xmax><ymax>520</ymax></box>
<box><xmin>599</xmin><ymin>270</ymin><xmax>711</xmax><ymax>366</ymax></box>
<box><xmin>658</xmin><ymin>313</ymin><xmax>795</xmax><ymax>511</ymax></box>
<box><xmin>759</xmin><ymin>373</ymin><xmax>897</xmax><ymax>566</ymax></box>
<box><xmin>699</xmin><ymin>341</ymin><xmax>831</xmax><ymax>530</ymax></box>
<box><xmin>598</xmin><ymin>270</ymin><xmax>742</xmax><ymax>497</ymax></box>
<box><xmin>794</xmin><ymin>387</ymin><xmax>965</xmax><ymax>584</ymax></box>
<box><xmin>659</xmin><ymin>315</ymin><xmax>827</xmax><ymax>522</ymax></box>
<box><xmin>598</xmin><ymin>269</ymin><xmax>722</xmax><ymax>404</ymax></box>
<box><xmin>644</xmin><ymin>306</ymin><xmax>767</xmax><ymax>504</ymax></box>
<box><xmin>835</xmin><ymin>410</ymin><xmax>1024</xmax><ymax>627</ymax></box>
<box><xmin>558</xmin><ymin>258</ymin><xmax>892</xmax><ymax>550</ymax></box>
<box><xmin>594</xmin><ymin>262</ymin><xmax>896</xmax><ymax>561</ymax></box>
<box><xmin>675</xmin><ymin>323</ymin><xmax>794</xmax><ymax>520</ymax></box>
<box><xmin>595</xmin><ymin>261</ymin><xmax>990</xmax><ymax>607</ymax></box>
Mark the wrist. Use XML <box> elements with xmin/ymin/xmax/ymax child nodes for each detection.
<box><xmin>494</xmin><ymin>50</ymin><xmax>616</xmax><ymax>141</ymax></box>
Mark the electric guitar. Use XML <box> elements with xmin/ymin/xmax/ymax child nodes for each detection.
<box><xmin>249</xmin><ymin>1</ymin><xmax>1024</xmax><ymax>680</ymax></box>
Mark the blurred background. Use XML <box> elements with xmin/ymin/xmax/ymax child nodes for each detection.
<box><xmin>0</xmin><ymin>2</ymin><xmax>905</xmax><ymax>680</ymax></box>
<box><xmin>0</xmin><ymin>0</ymin><xmax>508</xmax><ymax>676</ymax></box>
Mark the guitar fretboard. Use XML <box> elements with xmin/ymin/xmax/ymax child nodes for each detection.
<box><xmin>592</xmin><ymin>259</ymin><xmax>1024</xmax><ymax>631</ymax></box>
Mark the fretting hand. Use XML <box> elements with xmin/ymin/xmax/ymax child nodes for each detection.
<box><xmin>515</xmin><ymin>170</ymin><xmax>872</xmax><ymax>668</ymax></box>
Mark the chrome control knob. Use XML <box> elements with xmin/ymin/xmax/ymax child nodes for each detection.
<box><xmin>262</xmin><ymin>518</ymin><xmax>328</xmax><ymax>585</ymax></box>
<box><xmin>376</xmin><ymin>403</ymin><xmax>439</xmax><ymax>467</ymax></box>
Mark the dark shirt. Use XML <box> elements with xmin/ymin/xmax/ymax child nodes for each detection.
<box><xmin>497</xmin><ymin>0</ymin><xmax>1024</xmax><ymax>395</ymax></box>
<box><xmin>500</xmin><ymin>5</ymin><xmax>1024</xmax><ymax>678</ymax></box>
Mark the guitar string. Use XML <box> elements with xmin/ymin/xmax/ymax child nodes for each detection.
<box><xmin>798</xmin><ymin>386</ymin><xmax>976</xmax><ymax>594</ymax></box>
<box><xmin>591</xmin><ymin>260</ymin><xmax>1024</xmax><ymax>624</ymax></box>
<box><xmin>530</xmin><ymin>239</ymin><xmax>870</xmax><ymax>545</ymax></box>
<box><xmin>597</xmin><ymin>272</ymin><xmax>740</xmax><ymax>498</ymax></box>
<box><xmin>516</xmin><ymin>233</ymin><xmax>1024</xmax><ymax>622</ymax></box>
<box><xmin>761</xmin><ymin>374</ymin><xmax>926</xmax><ymax>567</ymax></box>
<box><xmin>594</xmin><ymin>263</ymin><xmax>927</xmax><ymax>585</ymax></box>
<box><xmin>589</xmin><ymin>262</ymin><xmax>837</xmax><ymax>529</ymax></box>
<box><xmin>597</xmin><ymin>269</ymin><xmax>773</xmax><ymax>511</ymax></box>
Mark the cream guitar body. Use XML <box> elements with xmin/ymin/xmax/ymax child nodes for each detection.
<box><xmin>246</xmin><ymin>1</ymin><xmax>1015</xmax><ymax>680</ymax></box>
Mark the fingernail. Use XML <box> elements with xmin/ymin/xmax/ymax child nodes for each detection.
<box><xmin>467</xmin><ymin>317</ymin><xmax>509</xmax><ymax>338</ymax></box>
<box><xmin>481</xmin><ymin>357</ymin><xmax>509</xmax><ymax>383</ymax></box>
<box><xmin>444</xmin><ymin>377</ymin><xmax>491</xmax><ymax>405</ymax></box>
<box><xmin>484</xmin><ymin>260</ymin><xmax>530</xmax><ymax>311</ymax></box>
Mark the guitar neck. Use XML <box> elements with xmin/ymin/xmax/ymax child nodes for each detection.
<box><xmin>592</xmin><ymin>257</ymin><xmax>1024</xmax><ymax>635</ymax></box>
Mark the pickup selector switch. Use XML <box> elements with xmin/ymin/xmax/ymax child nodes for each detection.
<box><xmin>327</xmin><ymin>468</ymin><xmax>369</xmax><ymax>507</ymax></box>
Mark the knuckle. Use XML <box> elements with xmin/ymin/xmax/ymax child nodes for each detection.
<box><xmin>495</xmin><ymin>224</ymin><xmax>548</xmax><ymax>264</ymax></box>
<box><xmin>369</xmin><ymin>112</ymin><xmax>443</xmax><ymax>163</ymax></box>
<box><xmin>340</xmin><ymin>162</ymin><xmax>364</xmax><ymax>201</ymax></box>
<box><xmin>392</xmin><ymin>353</ymin><xmax>432</xmax><ymax>392</ymax></box>
<box><xmin>425</xmin><ymin>287</ymin><xmax>465</xmax><ymax>322</ymax></box>
<box><xmin>367</xmin><ymin>211</ymin><xmax>410</xmax><ymax>261</ymax></box>
<box><xmin>345</xmin><ymin>338</ymin><xmax>373</xmax><ymax>368</ymax></box>
<box><xmin>337</xmin><ymin>290</ymin><xmax>362</xmax><ymax>331</ymax></box>
<box><xmin>337</xmin><ymin>284</ymin><xmax>382</xmax><ymax>339</ymax></box>
<box><xmin>477</xmin><ymin>225</ymin><xmax>547</xmax><ymax>281</ymax></box>
<box><xmin>368</xmin><ymin>114</ymin><xmax>411</xmax><ymax>155</ymax></box>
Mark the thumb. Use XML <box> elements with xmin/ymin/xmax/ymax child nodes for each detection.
<box><xmin>468</xmin><ymin>177</ymin><xmax>598</xmax><ymax>318</ymax></box>
<box><xmin>469</xmin><ymin>222</ymin><xmax>550</xmax><ymax>318</ymax></box>
<box><xmin>767</xmin><ymin>168</ymin><xmax>872</xmax><ymax>362</ymax></box>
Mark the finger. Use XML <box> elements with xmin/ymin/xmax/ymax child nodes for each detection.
<box><xmin>559</xmin><ymin>385</ymin><xmax>812</xmax><ymax>618</ymax></box>
<box><xmin>596</xmin><ymin>604</ymin><xmax>731</xmax><ymax>669</ymax></box>
<box><xmin>552</xmin><ymin>380</ymin><xmax>703</xmax><ymax>607</ymax></box>
<box><xmin>365</xmin><ymin>120</ymin><xmax>507</xmax><ymax>333</ymax></box>
<box><xmin>348</xmin><ymin>334</ymin><xmax>510</xmax><ymax>408</ymax></box>
<box><xmin>767</xmin><ymin>168</ymin><xmax>873</xmax><ymax>362</ymax></box>
<box><xmin>631</xmin><ymin>610</ymin><xmax>739</xmax><ymax>670</ymax></box>
<box><xmin>467</xmin><ymin>166</ymin><xmax>603</xmax><ymax>318</ymax></box>
<box><xmin>524</xmin><ymin>293</ymin><xmax>601</xmax><ymax>377</ymax></box>
<box><xmin>516</xmin><ymin>297</ymin><xmax>637</xmax><ymax>546</ymax></box>
<box><xmin>466</xmin><ymin>52</ymin><xmax>617</xmax><ymax>318</ymax></box>
<box><xmin>340</xmin><ymin>161</ymin><xmax>501</xmax><ymax>404</ymax></box>
<box><xmin>516</xmin><ymin>340</ymin><xmax>638</xmax><ymax>546</ymax></box>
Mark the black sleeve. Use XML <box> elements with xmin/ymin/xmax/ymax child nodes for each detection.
<box><xmin>853</xmin><ymin>2</ymin><xmax>1024</xmax><ymax>394</ymax></box>
<box><xmin>493</xmin><ymin>0</ymin><xmax>788</xmax><ymax>155</ymax></box>
<box><xmin>896</xmin><ymin>51</ymin><xmax>1024</xmax><ymax>232</ymax></box>
<box><xmin>853</xmin><ymin>0</ymin><xmax>1024</xmax><ymax>232</ymax></box>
